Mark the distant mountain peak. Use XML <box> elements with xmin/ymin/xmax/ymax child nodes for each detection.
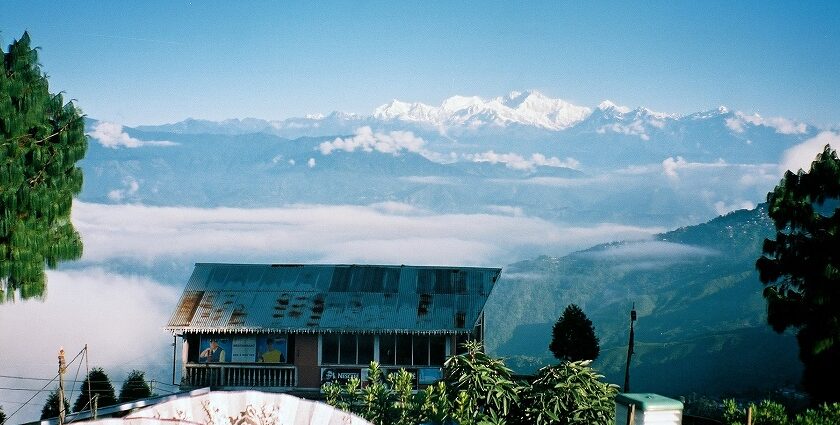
<box><xmin>373</xmin><ymin>91</ymin><xmax>591</xmax><ymax>131</ymax></box>
<box><xmin>597</xmin><ymin>100</ymin><xmax>631</xmax><ymax>114</ymax></box>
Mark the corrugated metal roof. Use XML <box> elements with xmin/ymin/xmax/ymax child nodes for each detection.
<box><xmin>166</xmin><ymin>263</ymin><xmax>501</xmax><ymax>334</ymax></box>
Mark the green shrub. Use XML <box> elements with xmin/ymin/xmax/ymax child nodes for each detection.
<box><xmin>518</xmin><ymin>360</ymin><xmax>618</xmax><ymax>425</ymax></box>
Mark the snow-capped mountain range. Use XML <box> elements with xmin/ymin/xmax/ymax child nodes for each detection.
<box><xmin>373</xmin><ymin>91</ymin><xmax>592</xmax><ymax>130</ymax></box>
<box><xmin>137</xmin><ymin>90</ymin><xmax>812</xmax><ymax>140</ymax></box>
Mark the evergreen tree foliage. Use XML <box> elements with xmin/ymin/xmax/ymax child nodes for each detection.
<box><xmin>0</xmin><ymin>32</ymin><xmax>87</xmax><ymax>301</ymax></box>
<box><xmin>756</xmin><ymin>145</ymin><xmax>840</xmax><ymax>404</ymax></box>
<box><xmin>40</xmin><ymin>388</ymin><xmax>69</xmax><ymax>420</ymax></box>
<box><xmin>549</xmin><ymin>304</ymin><xmax>600</xmax><ymax>362</ymax></box>
<box><xmin>118</xmin><ymin>370</ymin><xmax>152</xmax><ymax>403</ymax></box>
<box><xmin>73</xmin><ymin>368</ymin><xmax>117</xmax><ymax>413</ymax></box>
<box><xmin>0</xmin><ymin>404</ymin><xmax>6</xmax><ymax>424</ymax></box>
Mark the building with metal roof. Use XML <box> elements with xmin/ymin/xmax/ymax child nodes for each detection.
<box><xmin>165</xmin><ymin>263</ymin><xmax>501</xmax><ymax>391</ymax></box>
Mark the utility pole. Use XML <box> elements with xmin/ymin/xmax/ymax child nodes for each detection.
<box><xmin>172</xmin><ymin>335</ymin><xmax>177</xmax><ymax>386</ymax></box>
<box><xmin>58</xmin><ymin>348</ymin><xmax>66</xmax><ymax>425</ymax></box>
<box><xmin>624</xmin><ymin>303</ymin><xmax>637</xmax><ymax>393</ymax></box>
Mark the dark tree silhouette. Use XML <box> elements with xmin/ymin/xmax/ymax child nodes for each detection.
<box><xmin>0</xmin><ymin>32</ymin><xmax>87</xmax><ymax>301</ymax></box>
<box><xmin>118</xmin><ymin>370</ymin><xmax>153</xmax><ymax>403</ymax></box>
<box><xmin>73</xmin><ymin>368</ymin><xmax>117</xmax><ymax>413</ymax></box>
<box><xmin>40</xmin><ymin>388</ymin><xmax>69</xmax><ymax>420</ymax></box>
<box><xmin>757</xmin><ymin>144</ymin><xmax>840</xmax><ymax>404</ymax></box>
<box><xmin>549</xmin><ymin>304</ymin><xmax>600</xmax><ymax>362</ymax></box>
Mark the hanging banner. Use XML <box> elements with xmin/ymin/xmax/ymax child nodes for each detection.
<box><xmin>256</xmin><ymin>336</ymin><xmax>288</xmax><ymax>363</ymax></box>
<box><xmin>231</xmin><ymin>337</ymin><xmax>257</xmax><ymax>363</ymax></box>
<box><xmin>198</xmin><ymin>337</ymin><xmax>232</xmax><ymax>363</ymax></box>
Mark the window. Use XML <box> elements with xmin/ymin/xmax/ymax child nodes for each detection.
<box><xmin>379</xmin><ymin>334</ymin><xmax>395</xmax><ymax>365</ymax></box>
<box><xmin>396</xmin><ymin>335</ymin><xmax>412</xmax><ymax>365</ymax></box>
<box><xmin>378</xmin><ymin>334</ymin><xmax>413</xmax><ymax>365</ymax></box>
<box><xmin>378</xmin><ymin>335</ymin><xmax>448</xmax><ymax>366</ymax></box>
<box><xmin>322</xmin><ymin>334</ymin><xmax>375</xmax><ymax>365</ymax></box>
<box><xmin>413</xmin><ymin>336</ymin><xmax>429</xmax><ymax>365</ymax></box>
<box><xmin>339</xmin><ymin>334</ymin><xmax>357</xmax><ymax>364</ymax></box>
<box><xmin>429</xmin><ymin>336</ymin><xmax>446</xmax><ymax>366</ymax></box>
<box><xmin>358</xmin><ymin>335</ymin><xmax>374</xmax><ymax>364</ymax></box>
<box><xmin>322</xmin><ymin>334</ymin><xmax>339</xmax><ymax>364</ymax></box>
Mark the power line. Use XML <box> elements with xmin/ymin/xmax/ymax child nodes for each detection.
<box><xmin>0</xmin><ymin>387</ymin><xmax>54</xmax><ymax>392</ymax></box>
<box><xmin>1</xmin><ymin>347</ymin><xmax>86</xmax><ymax>425</ymax></box>
<box><xmin>0</xmin><ymin>372</ymin><xmax>57</xmax><ymax>425</ymax></box>
<box><xmin>0</xmin><ymin>375</ymin><xmax>133</xmax><ymax>384</ymax></box>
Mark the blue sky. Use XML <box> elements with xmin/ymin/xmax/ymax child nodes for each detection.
<box><xmin>2</xmin><ymin>1</ymin><xmax>839</xmax><ymax>126</ymax></box>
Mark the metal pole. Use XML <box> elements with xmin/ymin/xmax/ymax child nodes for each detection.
<box><xmin>172</xmin><ymin>335</ymin><xmax>177</xmax><ymax>386</ymax></box>
<box><xmin>58</xmin><ymin>348</ymin><xmax>66</xmax><ymax>425</ymax></box>
<box><xmin>624</xmin><ymin>303</ymin><xmax>636</xmax><ymax>393</ymax></box>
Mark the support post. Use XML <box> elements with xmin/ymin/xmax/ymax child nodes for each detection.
<box><xmin>172</xmin><ymin>335</ymin><xmax>177</xmax><ymax>385</ymax></box>
<box><xmin>58</xmin><ymin>348</ymin><xmax>66</xmax><ymax>425</ymax></box>
<box><xmin>624</xmin><ymin>303</ymin><xmax>637</xmax><ymax>393</ymax></box>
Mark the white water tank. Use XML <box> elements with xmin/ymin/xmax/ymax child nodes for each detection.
<box><xmin>615</xmin><ymin>393</ymin><xmax>683</xmax><ymax>425</ymax></box>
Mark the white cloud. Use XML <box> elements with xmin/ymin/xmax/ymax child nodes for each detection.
<box><xmin>662</xmin><ymin>157</ymin><xmax>727</xmax><ymax>179</ymax></box>
<box><xmin>70</xmin><ymin>201</ymin><xmax>662</xmax><ymax>266</ymax></box>
<box><xmin>779</xmin><ymin>131</ymin><xmax>840</xmax><ymax>174</ymax></box>
<box><xmin>368</xmin><ymin>201</ymin><xmax>423</xmax><ymax>215</ymax></box>
<box><xmin>596</xmin><ymin>120</ymin><xmax>650</xmax><ymax>140</ymax></box>
<box><xmin>0</xmin><ymin>269</ymin><xmax>179</xmax><ymax>423</ymax></box>
<box><xmin>583</xmin><ymin>241</ymin><xmax>718</xmax><ymax>260</ymax></box>
<box><xmin>399</xmin><ymin>176</ymin><xmax>458</xmax><ymax>185</ymax></box>
<box><xmin>486</xmin><ymin>205</ymin><xmax>524</xmax><ymax>217</ymax></box>
<box><xmin>725</xmin><ymin>112</ymin><xmax>808</xmax><ymax>135</ymax></box>
<box><xmin>319</xmin><ymin>126</ymin><xmax>427</xmax><ymax>156</ymax></box>
<box><xmin>88</xmin><ymin>122</ymin><xmax>177</xmax><ymax>148</ymax></box>
<box><xmin>578</xmin><ymin>240</ymin><xmax>719</xmax><ymax>271</ymax></box>
<box><xmin>465</xmin><ymin>151</ymin><xmax>580</xmax><ymax>171</ymax></box>
<box><xmin>713</xmin><ymin>200</ymin><xmax>756</xmax><ymax>215</ymax></box>
<box><xmin>308</xmin><ymin>158</ymin><xmax>316</xmax><ymax>168</ymax></box>
<box><xmin>491</xmin><ymin>175</ymin><xmax>609</xmax><ymax>187</ymax></box>
<box><xmin>107</xmin><ymin>177</ymin><xmax>141</xmax><ymax>202</ymax></box>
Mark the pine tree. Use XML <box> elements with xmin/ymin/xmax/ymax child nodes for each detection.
<box><xmin>756</xmin><ymin>144</ymin><xmax>840</xmax><ymax>404</ymax></box>
<box><xmin>0</xmin><ymin>404</ymin><xmax>6</xmax><ymax>424</ymax></box>
<box><xmin>0</xmin><ymin>31</ymin><xmax>87</xmax><ymax>301</ymax></box>
<box><xmin>73</xmin><ymin>368</ymin><xmax>117</xmax><ymax>413</ymax></box>
<box><xmin>40</xmin><ymin>388</ymin><xmax>70</xmax><ymax>420</ymax></box>
<box><xmin>118</xmin><ymin>370</ymin><xmax>152</xmax><ymax>403</ymax></box>
<box><xmin>549</xmin><ymin>304</ymin><xmax>600</xmax><ymax>362</ymax></box>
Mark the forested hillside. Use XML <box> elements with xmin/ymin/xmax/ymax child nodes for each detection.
<box><xmin>486</xmin><ymin>204</ymin><xmax>802</xmax><ymax>395</ymax></box>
